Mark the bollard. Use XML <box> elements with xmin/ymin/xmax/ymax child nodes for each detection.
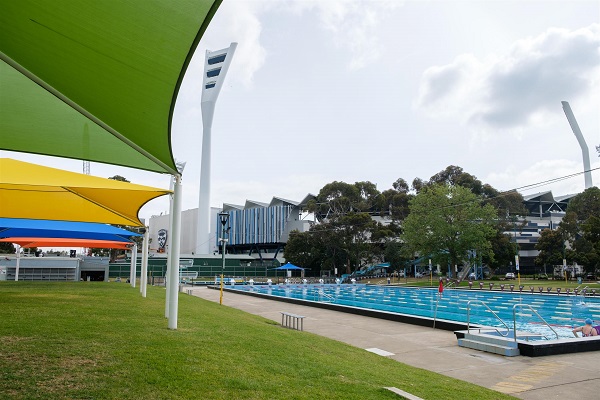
<box><xmin>489</xmin><ymin>283</ymin><xmax>494</xmax><ymax>290</ymax></box>
<box><xmin>509</xmin><ymin>284</ymin><xmax>514</xmax><ymax>292</ymax></box>
<box><xmin>538</xmin><ymin>287</ymin><xmax>543</xmax><ymax>293</ymax></box>
<box><xmin>519</xmin><ymin>285</ymin><xmax>524</xmax><ymax>293</ymax></box>
<box><xmin>500</xmin><ymin>284</ymin><xmax>505</xmax><ymax>291</ymax></box>
<box><xmin>547</xmin><ymin>287</ymin><xmax>552</xmax><ymax>293</ymax></box>
<box><xmin>479</xmin><ymin>282</ymin><xmax>484</xmax><ymax>289</ymax></box>
<box><xmin>529</xmin><ymin>286</ymin><xmax>534</xmax><ymax>293</ymax></box>
<box><xmin>468</xmin><ymin>281</ymin><xmax>473</xmax><ymax>289</ymax></box>
<box><xmin>574</xmin><ymin>289</ymin><xmax>579</xmax><ymax>295</ymax></box>
<box><xmin>592</xmin><ymin>289</ymin><xmax>597</xmax><ymax>296</ymax></box>
<box><xmin>566</xmin><ymin>288</ymin><xmax>571</xmax><ymax>295</ymax></box>
<box><xmin>556</xmin><ymin>288</ymin><xmax>561</xmax><ymax>295</ymax></box>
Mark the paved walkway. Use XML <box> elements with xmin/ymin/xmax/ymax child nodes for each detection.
<box><xmin>189</xmin><ymin>286</ymin><xmax>599</xmax><ymax>399</ymax></box>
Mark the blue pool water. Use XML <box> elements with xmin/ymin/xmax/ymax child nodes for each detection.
<box><xmin>229</xmin><ymin>284</ymin><xmax>600</xmax><ymax>339</ymax></box>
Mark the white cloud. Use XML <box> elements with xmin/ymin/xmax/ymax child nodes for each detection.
<box><xmin>416</xmin><ymin>24</ymin><xmax>600</xmax><ymax>131</ymax></box>
<box><xmin>286</xmin><ymin>0</ymin><xmax>402</xmax><ymax>70</ymax></box>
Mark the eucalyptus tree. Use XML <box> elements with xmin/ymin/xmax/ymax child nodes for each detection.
<box><xmin>400</xmin><ymin>184</ymin><xmax>498</xmax><ymax>273</ymax></box>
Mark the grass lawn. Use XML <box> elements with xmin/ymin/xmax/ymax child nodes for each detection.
<box><xmin>0</xmin><ymin>282</ymin><xmax>515</xmax><ymax>400</ymax></box>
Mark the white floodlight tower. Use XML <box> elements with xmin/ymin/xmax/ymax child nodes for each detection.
<box><xmin>197</xmin><ymin>43</ymin><xmax>237</xmax><ymax>255</ymax></box>
<box><xmin>562</xmin><ymin>101</ymin><xmax>593</xmax><ymax>189</ymax></box>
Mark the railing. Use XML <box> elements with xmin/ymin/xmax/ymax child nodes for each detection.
<box><xmin>314</xmin><ymin>288</ymin><xmax>335</xmax><ymax>303</ymax></box>
<box><xmin>466</xmin><ymin>300</ymin><xmax>511</xmax><ymax>337</ymax></box>
<box><xmin>512</xmin><ymin>304</ymin><xmax>559</xmax><ymax>341</ymax></box>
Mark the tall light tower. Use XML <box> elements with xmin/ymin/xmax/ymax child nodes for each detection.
<box><xmin>197</xmin><ymin>42</ymin><xmax>237</xmax><ymax>255</ymax></box>
<box><xmin>562</xmin><ymin>101</ymin><xmax>593</xmax><ymax>189</ymax></box>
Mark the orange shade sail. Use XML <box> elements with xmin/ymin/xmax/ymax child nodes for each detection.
<box><xmin>0</xmin><ymin>237</ymin><xmax>132</xmax><ymax>249</ymax></box>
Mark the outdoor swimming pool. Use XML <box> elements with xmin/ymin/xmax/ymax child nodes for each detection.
<box><xmin>228</xmin><ymin>284</ymin><xmax>600</xmax><ymax>339</ymax></box>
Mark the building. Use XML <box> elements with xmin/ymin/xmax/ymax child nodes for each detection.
<box><xmin>0</xmin><ymin>256</ymin><xmax>110</xmax><ymax>281</ymax></box>
<box><xmin>148</xmin><ymin>194</ymin><xmax>315</xmax><ymax>266</ymax></box>
<box><xmin>509</xmin><ymin>191</ymin><xmax>578</xmax><ymax>274</ymax></box>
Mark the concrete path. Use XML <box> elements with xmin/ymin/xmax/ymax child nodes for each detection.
<box><xmin>189</xmin><ymin>286</ymin><xmax>599</xmax><ymax>400</ymax></box>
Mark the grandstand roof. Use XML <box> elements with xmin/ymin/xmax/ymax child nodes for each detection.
<box><xmin>224</xmin><ymin>195</ymin><xmax>315</xmax><ymax>211</ymax></box>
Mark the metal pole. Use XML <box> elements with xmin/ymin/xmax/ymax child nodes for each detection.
<box><xmin>168</xmin><ymin>175</ymin><xmax>183</xmax><ymax>330</ymax></box>
<box><xmin>141</xmin><ymin>229</ymin><xmax>149</xmax><ymax>297</ymax></box>
<box><xmin>219</xmin><ymin>212</ymin><xmax>229</xmax><ymax>305</ymax></box>
<box><xmin>130</xmin><ymin>244</ymin><xmax>137</xmax><ymax>287</ymax></box>
<box><xmin>15</xmin><ymin>244</ymin><xmax>20</xmax><ymax>281</ymax></box>
<box><xmin>165</xmin><ymin>177</ymin><xmax>175</xmax><ymax>318</ymax></box>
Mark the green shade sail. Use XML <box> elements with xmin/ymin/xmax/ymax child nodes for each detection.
<box><xmin>0</xmin><ymin>0</ymin><xmax>221</xmax><ymax>175</ymax></box>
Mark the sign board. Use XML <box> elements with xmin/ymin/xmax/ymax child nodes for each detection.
<box><xmin>514</xmin><ymin>255</ymin><xmax>519</xmax><ymax>271</ymax></box>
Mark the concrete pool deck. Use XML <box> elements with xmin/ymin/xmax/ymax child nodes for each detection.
<box><xmin>190</xmin><ymin>286</ymin><xmax>599</xmax><ymax>400</ymax></box>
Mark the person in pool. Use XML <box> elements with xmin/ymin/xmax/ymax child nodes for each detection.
<box><xmin>572</xmin><ymin>318</ymin><xmax>600</xmax><ymax>337</ymax></box>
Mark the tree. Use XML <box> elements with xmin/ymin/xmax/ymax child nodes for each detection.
<box><xmin>284</xmin><ymin>230</ymin><xmax>320</xmax><ymax>271</ymax></box>
<box><xmin>109</xmin><ymin>175</ymin><xmax>130</xmax><ymax>182</ymax></box>
<box><xmin>0</xmin><ymin>242</ymin><xmax>15</xmax><ymax>254</ymax></box>
<box><xmin>384</xmin><ymin>241</ymin><xmax>410</xmax><ymax>271</ymax></box>
<box><xmin>485</xmin><ymin>231</ymin><xmax>518</xmax><ymax>273</ymax></box>
<box><xmin>534</xmin><ymin>228</ymin><xmax>570</xmax><ymax>272</ymax></box>
<box><xmin>428</xmin><ymin>165</ymin><xmax>484</xmax><ymax>195</ymax></box>
<box><xmin>560</xmin><ymin>187</ymin><xmax>600</xmax><ymax>274</ymax></box>
<box><xmin>401</xmin><ymin>184</ymin><xmax>498</xmax><ymax>272</ymax></box>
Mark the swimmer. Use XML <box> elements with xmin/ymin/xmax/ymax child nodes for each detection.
<box><xmin>572</xmin><ymin>318</ymin><xmax>600</xmax><ymax>337</ymax></box>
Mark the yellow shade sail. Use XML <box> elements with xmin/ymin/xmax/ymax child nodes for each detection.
<box><xmin>0</xmin><ymin>158</ymin><xmax>170</xmax><ymax>226</ymax></box>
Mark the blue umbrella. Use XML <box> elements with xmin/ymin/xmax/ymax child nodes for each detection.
<box><xmin>272</xmin><ymin>262</ymin><xmax>304</xmax><ymax>270</ymax></box>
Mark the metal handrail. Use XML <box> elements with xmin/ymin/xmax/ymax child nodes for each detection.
<box><xmin>466</xmin><ymin>300</ymin><xmax>511</xmax><ymax>337</ymax></box>
<box><xmin>314</xmin><ymin>288</ymin><xmax>335</xmax><ymax>303</ymax></box>
<box><xmin>512</xmin><ymin>304</ymin><xmax>559</xmax><ymax>342</ymax></box>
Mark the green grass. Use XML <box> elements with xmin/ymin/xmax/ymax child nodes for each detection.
<box><xmin>0</xmin><ymin>282</ymin><xmax>515</xmax><ymax>400</ymax></box>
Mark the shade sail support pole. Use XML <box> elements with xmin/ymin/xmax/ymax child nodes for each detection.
<box><xmin>165</xmin><ymin>177</ymin><xmax>175</xmax><ymax>318</ymax></box>
<box><xmin>130</xmin><ymin>244</ymin><xmax>137</xmax><ymax>288</ymax></box>
<box><xmin>168</xmin><ymin>175</ymin><xmax>183</xmax><ymax>330</ymax></box>
<box><xmin>14</xmin><ymin>244</ymin><xmax>20</xmax><ymax>281</ymax></box>
<box><xmin>0</xmin><ymin>51</ymin><xmax>178</xmax><ymax>176</ymax></box>
<box><xmin>141</xmin><ymin>229</ymin><xmax>149</xmax><ymax>297</ymax></box>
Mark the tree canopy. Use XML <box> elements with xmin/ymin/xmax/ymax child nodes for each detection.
<box><xmin>558</xmin><ymin>187</ymin><xmax>600</xmax><ymax>274</ymax></box>
<box><xmin>400</xmin><ymin>184</ymin><xmax>498</xmax><ymax>270</ymax></box>
<box><xmin>286</xmin><ymin>165</ymin><xmax>525</xmax><ymax>276</ymax></box>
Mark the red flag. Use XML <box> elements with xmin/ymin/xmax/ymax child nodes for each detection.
<box><xmin>438</xmin><ymin>280</ymin><xmax>444</xmax><ymax>294</ymax></box>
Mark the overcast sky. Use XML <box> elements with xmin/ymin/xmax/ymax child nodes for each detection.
<box><xmin>3</xmin><ymin>0</ymin><xmax>599</xmax><ymax>222</ymax></box>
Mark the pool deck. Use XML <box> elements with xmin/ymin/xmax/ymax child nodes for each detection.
<box><xmin>190</xmin><ymin>286</ymin><xmax>599</xmax><ymax>400</ymax></box>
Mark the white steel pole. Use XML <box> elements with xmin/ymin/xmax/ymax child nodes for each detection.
<box><xmin>14</xmin><ymin>244</ymin><xmax>20</xmax><ymax>281</ymax></box>
<box><xmin>131</xmin><ymin>244</ymin><xmax>138</xmax><ymax>288</ymax></box>
<box><xmin>129</xmin><ymin>246</ymin><xmax>134</xmax><ymax>285</ymax></box>
<box><xmin>197</xmin><ymin>102</ymin><xmax>214</xmax><ymax>256</ymax></box>
<box><xmin>562</xmin><ymin>101</ymin><xmax>593</xmax><ymax>189</ymax></box>
<box><xmin>141</xmin><ymin>229</ymin><xmax>149</xmax><ymax>297</ymax></box>
<box><xmin>165</xmin><ymin>176</ymin><xmax>175</xmax><ymax>318</ymax></box>
<box><xmin>168</xmin><ymin>175</ymin><xmax>183</xmax><ymax>330</ymax></box>
<box><xmin>197</xmin><ymin>43</ymin><xmax>237</xmax><ymax>256</ymax></box>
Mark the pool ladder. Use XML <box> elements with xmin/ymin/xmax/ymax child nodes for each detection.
<box><xmin>466</xmin><ymin>300</ymin><xmax>559</xmax><ymax>341</ymax></box>
<box><xmin>314</xmin><ymin>288</ymin><xmax>335</xmax><ymax>303</ymax></box>
<box><xmin>466</xmin><ymin>300</ymin><xmax>511</xmax><ymax>337</ymax></box>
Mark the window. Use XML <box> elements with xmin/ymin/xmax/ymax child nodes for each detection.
<box><xmin>207</xmin><ymin>68</ymin><xmax>221</xmax><ymax>78</ymax></box>
<box><xmin>208</xmin><ymin>54</ymin><xmax>226</xmax><ymax>65</ymax></box>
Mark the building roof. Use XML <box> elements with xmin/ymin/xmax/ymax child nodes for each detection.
<box><xmin>269</xmin><ymin>197</ymin><xmax>299</xmax><ymax>207</ymax></box>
